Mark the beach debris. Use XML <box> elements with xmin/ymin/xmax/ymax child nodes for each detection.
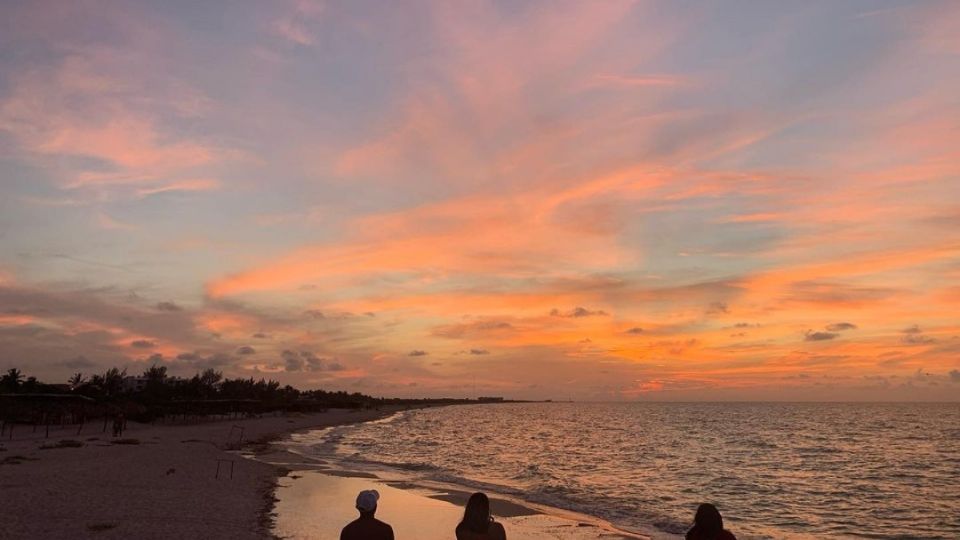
<box><xmin>39</xmin><ymin>439</ymin><xmax>83</xmax><ymax>450</ymax></box>
<box><xmin>87</xmin><ymin>523</ymin><xmax>118</xmax><ymax>532</ymax></box>
<box><xmin>223</xmin><ymin>424</ymin><xmax>246</xmax><ymax>450</ymax></box>
<box><xmin>215</xmin><ymin>458</ymin><xmax>235</xmax><ymax>479</ymax></box>
<box><xmin>1</xmin><ymin>455</ymin><xmax>37</xmax><ymax>465</ymax></box>
<box><xmin>111</xmin><ymin>438</ymin><xmax>140</xmax><ymax>445</ymax></box>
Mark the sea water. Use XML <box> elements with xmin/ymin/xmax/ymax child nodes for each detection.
<box><xmin>285</xmin><ymin>402</ymin><xmax>960</xmax><ymax>539</ymax></box>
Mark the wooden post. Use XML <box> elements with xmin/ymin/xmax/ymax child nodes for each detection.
<box><xmin>215</xmin><ymin>459</ymin><xmax>235</xmax><ymax>479</ymax></box>
<box><xmin>228</xmin><ymin>425</ymin><xmax>245</xmax><ymax>446</ymax></box>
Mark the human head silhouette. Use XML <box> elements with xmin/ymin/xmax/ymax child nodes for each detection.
<box><xmin>690</xmin><ymin>503</ymin><xmax>723</xmax><ymax>537</ymax></box>
<box><xmin>460</xmin><ymin>492</ymin><xmax>492</xmax><ymax>533</ymax></box>
<box><xmin>355</xmin><ymin>489</ymin><xmax>379</xmax><ymax>517</ymax></box>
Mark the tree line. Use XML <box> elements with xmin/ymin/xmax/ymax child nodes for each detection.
<box><xmin>1</xmin><ymin>365</ymin><xmax>481</xmax><ymax>414</ymax></box>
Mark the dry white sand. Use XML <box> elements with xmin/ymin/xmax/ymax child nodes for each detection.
<box><xmin>0</xmin><ymin>408</ymin><xmax>398</xmax><ymax>539</ymax></box>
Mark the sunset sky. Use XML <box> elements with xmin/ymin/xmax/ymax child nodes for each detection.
<box><xmin>1</xmin><ymin>1</ymin><xmax>958</xmax><ymax>400</ymax></box>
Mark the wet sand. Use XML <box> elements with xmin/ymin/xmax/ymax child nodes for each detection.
<box><xmin>264</xmin><ymin>458</ymin><xmax>649</xmax><ymax>539</ymax></box>
<box><xmin>0</xmin><ymin>408</ymin><xmax>399</xmax><ymax>539</ymax></box>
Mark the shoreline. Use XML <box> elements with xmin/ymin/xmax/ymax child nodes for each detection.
<box><xmin>258</xmin><ymin>412</ymin><xmax>658</xmax><ymax>540</ymax></box>
<box><xmin>243</xmin><ymin>405</ymin><xmax>411</xmax><ymax>538</ymax></box>
<box><xmin>0</xmin><ymin>405</ymin><xmax>664</xmax><ymax>539</ymax></box>
<box><xmin>270</xmin><ymin>471</ymin><xmax>653</xmax><ymax>540</ymax></box>
<box><xmin>0</xmin><ymin>407</ymin><xmax>404</xmax><ymax>539</ymax></box>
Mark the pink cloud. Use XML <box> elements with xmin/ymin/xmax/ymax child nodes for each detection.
<box><xmin>135</xmin><ymin>178</ymin><xmax>222</xmax><ymax>198</ymax></box>
<box><xmin>0</xmin><ymin>41</ymin><xmax>227</xmax><ymax>200</ymax></box>
<box><xmin>589</xmin><ymin>73</ymin><xmax>689</xmax><ymax>88</ymax></box>
<box><xmin>96</xmin><ymin>212</ymin><xmax>138</xmax><ymax>231</ymax></box>
<box><xmin>272</xmin><ymin>0</ymin><xmax>325</xmax><ymax>45</ymax></box>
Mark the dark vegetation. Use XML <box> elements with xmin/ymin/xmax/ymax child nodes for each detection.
<box><xmin>0</xmin><ymin>366</ymin><xmax>499</xmax><ymax>429</ymax></box>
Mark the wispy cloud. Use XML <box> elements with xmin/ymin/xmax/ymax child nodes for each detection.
<box><xmin>826</xmin><ymin>322</ymin><xmax>858</xmax><ymax>332</ymax></box>
<box><xmin>272</xmin><ymin>0</ymin><xmax>324</xmax><ymax>46</ymax></box>
<box><xmin>804</xmin><ymin>331</ymin><xmax>838</xmax><ymax>342</ymax></box>
<box><xmin>550</xmin><ymin>307</ymin><xmax>609</xmax><ymax>318</ymax></box>
<box><xmin>136</xmin><ymin>179</ymin><xmax>221</xmax><ymax>198</ymax></box>
<box><xmin>96</xmin><ymin>212</ymin><xmax>138</xmax><ymax>231</ymax></box>
<box><xmin>2</xmin><ymin>1</ymin><xmax>959</xmax><ymax>400</ymax></box>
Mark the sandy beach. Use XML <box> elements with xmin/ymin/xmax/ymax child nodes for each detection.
<box><xmin>0</xmin><ymin>408</ymin><xmax>399</xmax><ymax>539</ymax></box>
<box><xmin>256</xmin><ymin>424</ymin><xmax>652</xmax><ymax>540</ymax></box>
<box><xmin>0</xmin><ymin>406</ymin><xmax>648</xmax><ymax>540</ymax></box>
<box><xmin>267</xmin><ymin>470</ymin><xmax>650</xmax><ymax>540</ymax></box>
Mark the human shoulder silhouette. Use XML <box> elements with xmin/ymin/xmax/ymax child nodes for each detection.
<box><xmin>455</xmin><ymin>492</ymin><xmax>507</xmax><ymax>540</ymax></box>
<box><xmin>340</xmin><ymin>489</ymin><xmax>394</xmax><ymax>540</ymax></box>
<box><xmin>340</xmin><ymin>516</ymin><xmax>393</xmax><ymax>540</ymax></box>
<box><xmin>685</xmin><ymin>503</ymin><xmax>736</xmax><ymax>540</ymax></box>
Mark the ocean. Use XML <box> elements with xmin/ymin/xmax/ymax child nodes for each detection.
<box><xmin>283</xmin><ymin>402</ymin><xmax>960</xmax><ymax>539</ymax></box>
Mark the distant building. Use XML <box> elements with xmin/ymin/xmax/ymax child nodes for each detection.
<box><xmin>477</xmin><ymin>396</ymin><xmax>504</xmax><ymax>402</ymax></box>
<box><xmin>121</xmin><ymin>376</ymin><xmax>148</xmax><ymax>393</ymax></box>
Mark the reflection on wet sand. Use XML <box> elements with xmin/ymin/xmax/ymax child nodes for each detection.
<box><xmin>271</xmin><ymin>471</ymin><xmax>646</xmax><ymax>540</ymax></box>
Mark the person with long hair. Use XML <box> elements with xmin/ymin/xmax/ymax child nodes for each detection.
<box><xmin>685</xmin><ymin>503</ymin><xmax>736</xmax><ymax>540</ymax></box>
<box><xmin>455</xmin><ymin>492</ymin><xmax>507</xmax><ymax>540</ymax></box>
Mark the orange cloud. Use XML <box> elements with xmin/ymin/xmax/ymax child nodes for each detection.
<box><xmin>4</xmin><ymin>1</ymin><xmax>960</xmax><ymax>400</ymax></box>
<box><xmin>208</xmin><ymin>168</ymin><xmax>654</xmax><ymax>297</ymax></box>
<box><xmin>744</xmin><ymin>243</ymin><xmax>960</xmax><ymax>294</ymax></box>
<box><xmin>590</xmin><ymin>73</ymin><xmax>688</xmax><ymax>88</ymax></box>
<box><xmin>195</xmin><ymin>312</ymin><xmax>261</xmax><ymax>338</ymax></box>
<box><xmin>0</xmin><ymin>314</ymin><xmax>36</xmax><ymax>326</ymax></box>
<box><xmin>719</xmin><ymin>212</ymin><xmax>783</xmax><ymax>223</ymax></box>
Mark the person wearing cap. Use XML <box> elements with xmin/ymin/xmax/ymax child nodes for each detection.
<box><xmin>340</xmin><ymin>489</ymin><xmax>394</xmax><ymax>540</ymax></box>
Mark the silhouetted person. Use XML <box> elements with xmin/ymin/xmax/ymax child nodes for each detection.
<box><xmin>340</xmin><ymin>489</ymin><xmax>394</xmax><ymax>540</ymax></box>
<box><xmin>686</xmin><ymin>503</ymin><xmax>736</xmax><ymax>540</ymax></box>
<box><xmin>456</xmin><ymin>492</ymin><xmax>507</xmax><ymax>540</ymax></box>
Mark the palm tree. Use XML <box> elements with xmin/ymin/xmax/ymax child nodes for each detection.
<box><xmin>141</xmin><ymin>364</ymin><xmax>169</xmax><ymax>401</ymax></box>
<box><xmin>199</xmin><ymin>368</ymin><xmax>222</xmax><ymax>387</ymax></box>
<box><xmin>143</xmin><ymin>364</ymin><xmax>167</xmax><ymax>382</ymax></box>
<box><xmin>86</xmin><ymin>373</ymin><xmax>106</xmax><ymax>398</ymax></box>
<box><xmin>68</xmin><ymin>372</ymin><xmax>85</xmax><ymax>389</ymax></box>
<box><xmin>1</xmin><ymin>368</ymin><xmax>23</xmax><ymax>391</ymax></box>
<box><xmin>101</xmin><ymin>367</ymin><xmax>127</xmax><ymax>398</ymax></box>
